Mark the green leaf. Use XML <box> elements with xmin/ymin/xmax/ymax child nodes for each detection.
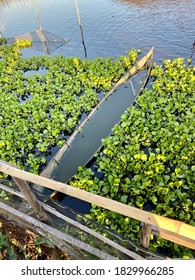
<box><xmin>141</xmin><ymin>154</ymin><xmax>147</xmax><ymax>161</ymax></box>
<box><xmin>121</xmin><ymin>195</ymin><xmax>128</xmax><ymax>204</ymax></box>
<box><xmin>191</xmin><ymin>166</ymin><xmax>195</xmax><ymax>171</ymax></box>
<box><xmin>151</xmin><ymin>196</ymin><xmax>158</xmax><ymax>204</ymax></box>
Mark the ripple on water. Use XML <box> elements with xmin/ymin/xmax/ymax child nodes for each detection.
<box><xmin>0</xmin><ymin>0</ymin><xmax>195</xmax><ymax>60</ymax></box>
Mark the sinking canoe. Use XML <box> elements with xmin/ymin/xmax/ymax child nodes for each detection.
<box><xmin>40</xmin><ymin>47</ymin><xmax>153</xmax><ymax>188</ymax></box>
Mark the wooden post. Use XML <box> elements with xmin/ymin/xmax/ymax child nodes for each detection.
<box><xmin>140</xmin><ymin>223</ymin><xmax>152</xmax><ymax>249</ymax></box>
<box><xmin>129</xmin><ymin>79</ymin><xmax>136</xmax><ymax>96</ymax></box>
<box><xmin>12</xmin><ymin>177</ymin><xmax>48</xmax><ymax>222</ymax></box>
<box><xmin>0</xmin><ymin>160</ymin><xmax>48</xmax><ymax>222</ymax></box>
<box><xmin>33</xmin><ymin>0</ymin><xmax>50</xmax><ymax>54</ymax></box>
<box><xmin>74</xmin><ymin>0</ymin><xmax>88</xmax><ymax>59</ymax></box>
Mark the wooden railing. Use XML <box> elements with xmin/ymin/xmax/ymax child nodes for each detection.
<box><xmin>0</xmin><ymin>159</ymin><xmax>194</xmax><ymax>253</ymax></box>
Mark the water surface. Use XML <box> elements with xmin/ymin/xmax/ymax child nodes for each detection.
<box><xmin>0</xmin><ymin>0</ymin><xmax>194</xmax><ymax>61</ymax></box>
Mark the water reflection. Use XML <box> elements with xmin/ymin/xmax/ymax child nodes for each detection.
<box><xmin>0</xmin><ymin>0</ymin><xmax>195</xmax><ymax>61</ymax></box>
<box><xmin>112</xmin><ymin>0</ymin><xmax>195</xmax><ymax>61</ymax></box>
<box><xmin>113</xmin><ymin>0</ymin><xmax>194</xmax><ymax>7</ymax></box>
<box><xmin>0</xmin><ymin>0</ymin><xmax>31</xmax><ymax>5</ymax></box>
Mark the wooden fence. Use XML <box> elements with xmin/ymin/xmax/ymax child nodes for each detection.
<box><xmin>0</xmin><ymin>160</ymin><xmax>194</xmax><ymax>259</ymax></box>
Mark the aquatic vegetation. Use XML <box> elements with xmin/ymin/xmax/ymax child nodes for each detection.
<box><xmin>14</xmin><ymin>40</ymin><xmax>32</xmax><ymax>48</ymax></box>
<box><xmin>0</xmin><ymin>41</ymin><xmax>140</xmax><ymax>175</ymax></box>
<box><xmin>71</xmin><ymin>58</ymin><xmax>195</xmax><ymax>258</ymax></box>
<box><xmin>0</xmin><ymin>38</ymin><xmax>7</xmax><ymax>46</ymax></box>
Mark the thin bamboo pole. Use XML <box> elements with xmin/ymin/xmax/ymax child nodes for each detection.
<box><xmin>74</xmin><ymin>0</ymin><xmax>88</xmax><ymax>59</ymax></box>
<box><xmin>33</xmin><ymin>0</ymin><xmax>43</xmax><ymax>30</ymax></box>
<box><xmin>33</xmin><ymin>0</ymin><xmax>49</xmax><ymax>54</ymax></box>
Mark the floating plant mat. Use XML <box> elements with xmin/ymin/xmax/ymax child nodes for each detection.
<box><xmin>70</xmin><ymin>58</ymin><xmax>195</xmax><ymax>259</ymax></box>
<box><xmin>41</xmin><ymin>69</ymin><xmax>151</xmax><ymax>206</ymax></box>
<box><xmin>0</xmin><ymin>180</ymin><xmax>164</xmax><ymax>260</ymax></box>
<box><xmin>7</xmin><ymin>29</ymin><xmax>69</xmax><ymax>54</ymax></box>
<box><xmin>0</xmin><ymin>41</ymin><xmax>143</xmax><ymax>177</ymax></box>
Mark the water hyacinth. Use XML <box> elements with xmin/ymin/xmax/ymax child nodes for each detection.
<box><xmin>0</xmin><ymin>40</ymin><xmax>140</xmax><ymax>175</ymax></box>
<box><xmin>71</xmin><ymin>58</ymin><xmax>195</xmax><ymax>258</ymax></box>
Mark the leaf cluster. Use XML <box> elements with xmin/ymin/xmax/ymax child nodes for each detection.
<box><xmin>71</xmin><ymin>58</ymin><xmax>195</xmax><ymax>258</ymax></box>
<box><xmin>0</xmin><ymin>42</ymin><xmax>140</xmax><ymax>176</ymax></box>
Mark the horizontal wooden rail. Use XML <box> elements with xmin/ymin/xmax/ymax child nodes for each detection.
<box><xmin>152</xmin><ymin>226</ymin><xmax>195</xmax><ymax>250</ymax></box>
<box><xmin>0</xmin><ymin>160</ymin><xmax>194</xmax><ymax>250</ymax></box>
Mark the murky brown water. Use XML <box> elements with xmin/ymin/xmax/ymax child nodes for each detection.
<box><xmin>0</xmin><ymin>0</ymin><xmax>195</xmax><ymax>61</ymax></box>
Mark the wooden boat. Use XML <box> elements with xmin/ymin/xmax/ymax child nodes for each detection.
<box><xmin>40</xmin><ymin>47</ymin><xmax>154</xmax><ymax>186</ymax></box>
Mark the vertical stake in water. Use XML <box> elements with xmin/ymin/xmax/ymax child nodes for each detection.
<box><xmin>33</xmin><ymin>0</ymin><xmax>50</xmax><ymax>54</ymax></box>
<box><xmin>74</xmin><ymin>0</ymin><xmax>88</xmax><ymax>59</ymax></box>
<box><xmin>190</xmin><ymin>41</ymin><xmax>195</xmax><ymax>60</ymax></box>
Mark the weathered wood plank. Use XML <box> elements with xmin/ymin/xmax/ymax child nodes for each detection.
<box><xmin>152</xmin><ymin>226</ymin><xmax>195</xmax><ymax>250</ymax></box>
<box><xmin>12</xmin><ymin>177</ymin><xmax>48</xmax><ymax>221</ymax></box>
<box><xmin>140</xmin><ymin>223</ymin><xmax>152</xmax><ymax>249</ymax></box>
